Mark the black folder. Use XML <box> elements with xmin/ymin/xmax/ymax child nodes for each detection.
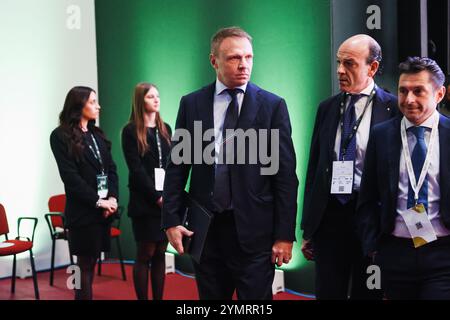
<box><xmin>182</xmin><ymin>196</ymin><xmax>213</xmax><ymax>264</ymax></box>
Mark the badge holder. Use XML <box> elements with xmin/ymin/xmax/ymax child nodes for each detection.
<box><xmin>331</xmin><ymin>160</ymin><xmax>354</xmax><ymax>194</ymax></box>
<box><xmin>97</xmin><ymin>174</ymin><xmax>109</xmax><ymax>199</ymax></box>
<box><xmin>400</xmin><ymin>203</ymin><xmax>437</xmax><ymax>248</ymax></box>
<box><xmin>399</xmin><ymin>114</ymin><xmax>439</xmax><ymax>248</ymax></box>
<box><xmin>154</xmin><ymin>168</ymin><xmax>165</xmax><ymax>191</ymax></box>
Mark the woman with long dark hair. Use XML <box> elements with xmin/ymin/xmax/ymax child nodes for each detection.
<box><xmin>50</xmin><ymin>86</ymin><xmax>119</xmax><ymax>300</ymax></box>
<box><xmin>121</xmin><ymin>83</ymin><xmax>171</xmax><ymax>300</ymax></box>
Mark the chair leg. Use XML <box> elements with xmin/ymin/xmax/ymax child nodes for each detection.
<box><xmin>116</xmin><ymin>237</ymin><xmax>126</xmax><ymax>281</ymax></box>
<box><xmin>69</xmin><ymin>247</ymin><xmax>74</xmax><ymax>265</ymax></box>
<box><xmin>29</xmin><ymin>249</ymin><xmax>40</xmax><ymax>300</ymax></box>
<box><xmin>11</xmin><ymin>254</ymin><xmax>16</xmax><ymax>293</ymax></box>
<box><xmin>65</xmin><ymin>230</ymin><xmax>75</xmax><ymax>266</ymax></box>
<box><xmin>97</xmin><ymin>252</ymin><xmax>102</xmax><ymax>276</ymax></box>
<box><xmin>50</xmin><ymin>238</ymin><xmax>56</xmax><ymax>286</ymax></box>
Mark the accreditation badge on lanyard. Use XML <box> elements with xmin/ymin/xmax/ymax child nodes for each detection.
<box><xmin>88</xmin><ymin>133</ymin><xmax>109</xmax><ymax>199</ymax></box>
<box><xmin>399</xmin><ymin>115</ymin><xmax>438</xmax><ymax>248</ymax></box>
<box><xmin>331</xmin><ymin>161</ymin><xmax>354</xmax><ymax>194</ymax></box>
<box><xmin>97</xmin><ymin>174</ymin><xmax>109</xmax><ymax>199</ymax></box>
<box><xmin>154</xmin><ymin>128</ymin><xmax>165</xmax><ymax>191</ymax></box>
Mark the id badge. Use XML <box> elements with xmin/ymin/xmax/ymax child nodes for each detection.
<box><xmin>96</xmin><ymin>174</ymin><xmax>109</xmax><ymax>199</ymax></box>
<box><xmin>330</xmin><ymin>161</ymin><xmax>354</xmax><ymax>194</ymax></box>
<box><xmin>400</xmin><ymin>203</ymin><xmax>437</xmax><ymax>248</ymax></box>
<box><xmin>154</xmin><ymin>168</ymin><xmax>165</xmax><ymax>191</ymax></box>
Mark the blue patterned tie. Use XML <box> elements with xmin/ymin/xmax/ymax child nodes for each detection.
<box><xmin>336</xmin><ymin>94</ymin><xmax>362</xmax><ymax>204</ymax></box>
<box><xmin>407</xmin><ymin>126</ymin><xmax>428</xmax><ymax>210</ymax></box>
<box><xmin>339</xmin><ymin>94</ymin><xmax>362</xmax><ymax>161</ymax></box>
<box><xmin>213</xmin><ymin>88</ymin><xmax>241</xmax><ymax>212</ymax></box>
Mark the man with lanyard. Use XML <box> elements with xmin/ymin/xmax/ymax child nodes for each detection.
<box><xmin>301</xmin><ymin>34</ymin><xmax>398</xmax><ymax>299</ymax></box>
<box><xmin>357</xmin><ymin>57</ymin><xmax>450</xmax><ymax>299</ymax></box>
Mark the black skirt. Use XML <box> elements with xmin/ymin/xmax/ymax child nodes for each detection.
<box><xmin>68</xmin><ymin>223</ymin><xmax>111</xmax><ymax>257</ymax></box>
<box><xmin>131</xmin><ymin>214</ymin><xmax>167</xmax><ymax>243</ymax></box>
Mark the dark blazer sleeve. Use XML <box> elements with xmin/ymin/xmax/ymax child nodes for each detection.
<box><xmin>356</xmin><ymin>128</ymin><xmax>381</xmax><ymax>256</ymax></box>
<box><xmin>166</xmin><ymin>123</ymin><xmax>172</xmax><ymax>137</ymax></box>
<box><xmin>301</xmin><ymin>102</ymin><xmax>324</xmax><ymax>238</ymax></box>
<box><xmin>104</xmin><ymin>136</ymin><xmax>119</xmax><ymax>201</ymax></box>
<box><xmin>161</xmin><ymin>97</ymin><xmax>192</xmax><ymax>228</ymax></box>
<box><xmin>121</xmin><ymin>125</ymin><xmax>160</xmax><ymax>203</ymax></box>
<box><xmin>50</xmin><ymin>129</ymin><xmax>99</xmax><ymax>208</ymax></box>
<box><xmin>271</xmin><ymin>98</ymin><xmax>299</xmax><ymax>241</ymax></box>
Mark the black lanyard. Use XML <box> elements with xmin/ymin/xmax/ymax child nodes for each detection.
<box><xmin>87</xmin><ymin>132</ymin><xmax>105</xmax><ymax>174</ymax></box>
<box><xmin>339</xmin><ymin>89</ymin><xmax>376</xmax><ymax>159</ymax></box>
<box><xmin>155</xmin><ymin>128</ymin><xmax>163</xmax><ymax>169</ymax></box>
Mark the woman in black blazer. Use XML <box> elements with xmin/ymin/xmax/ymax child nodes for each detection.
<box><xmin>122</xmin><ymin>83</ymin><xmax>171</xmax><ymax>300</ymax></box>
<box><xmin>50</xmin><ymin>86</ymin><xmax>119</xmax><ymax>300</ymax></box>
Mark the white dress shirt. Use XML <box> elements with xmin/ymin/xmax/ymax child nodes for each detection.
<box><xmin>392</xmin><ymin>111</ymin><xmax>450</xmax><ymax>238</ymax></box>
<box><xmin>334</xmin><ymin>80</ymin><xmax>375</xmax><ymax>191</ymax></box>
<box><xmin>213</xmin><ymin>79</ymin><xmax>247</xmax><ymax>164</ymax></box>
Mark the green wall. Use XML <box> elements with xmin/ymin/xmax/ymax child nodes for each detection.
<box><xmin>95</xmin><ymin>0</ymin><xmax>331</xmax><ymax>294</ymax></box>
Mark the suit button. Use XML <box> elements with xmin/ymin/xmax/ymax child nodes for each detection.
<box><xmin>210</xmin><ymin>192</ymin><xmax>213</xmax><ymax>196</ymax></box>
<box><xmin>325</xmin><ymin>168</ymin><xmax>329</xmax><ymax>173</ymax></box>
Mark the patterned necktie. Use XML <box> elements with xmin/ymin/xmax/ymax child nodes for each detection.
<box><xmin>213</xmin><ymin>88</ymin><xmax>241</xmax><ymax>212</ymax></box>
<box><xmin>339</xmin><ymin>94</ymin><xmax>362</xmax><ymax>161</ymax></box>
<box><xmin>407</xmin><ymin>126</ymin><xmax>428</xmax><ymax>210</ymax></box>
<box><xmin>336</xmin><ymin>94</ymin><xmax>362</xmax><ymax>205</ymax></box>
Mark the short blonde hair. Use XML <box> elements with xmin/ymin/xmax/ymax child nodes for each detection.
<box><xmin>210</xmin><ymin>26</ymin><xmax>252</xmax><ymax>56</ymax></box>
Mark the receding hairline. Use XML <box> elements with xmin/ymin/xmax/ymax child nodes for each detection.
<box><xmin>338</xmin><ymin>34</ymin><xmax>381</xmax><ymax>65</ymax></box>
<box><xmin>342</xmin><ymin>34</ymin><xmax>376</xmax><ymax>47</ymax></box>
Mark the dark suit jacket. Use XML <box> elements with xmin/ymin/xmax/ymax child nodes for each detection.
<box><xmin>50</xmin><ymin>126</ymin><xmax>119</xmax><ymax>228</ymax></box>
<box><xmin>162</xmin><ymin>82</ymin><xmax>299</xmax><ymax>253</ymax></box>
<box><xmin>356</xmin><ymin>114</ymin><xmax>450</xmax><ymax>256</ymax></box>
<box><xmin>121</xmin><ymin>122</ymin><xmax>172</xmax><ymax>218</ymax></box>
<box><xmin>301</xmin><ymin>86</ymin><xmax>399</xmax><ymax>240</ymax></box>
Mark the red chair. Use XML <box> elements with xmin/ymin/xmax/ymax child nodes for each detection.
<box><xmin>0</xmin><ymin>203</ymin><xmax>39</xmax><ymax>299</ymax></box>
<box><xmin>48</xmin><ymin>194</ymin><xmax>66</xmax><ymax>213</ymax></box>
<box><xmin>49</xmin><ymin>194</ymin><xmax>126</xmax><ymax>281</ymax></box>
<box><xmin>47</xmin><ymin>195</ymin><xmax>73</xmax><ymax>286</ymax></box>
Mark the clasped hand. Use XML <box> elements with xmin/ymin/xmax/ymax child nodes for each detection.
<box><xmin>97</xmin><ymin>197</ymin><xmax>118</xmax><ymax>218</ymax></box>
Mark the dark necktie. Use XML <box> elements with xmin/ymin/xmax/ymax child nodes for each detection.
<box><xmin>213</xmin><ymin>88</ymin><xmax>241</xmax><ymax>212</ymax></box>
<box><xmin>336</xmin><ymin>94</ymin><xmax>362</xmax><ymax>205</ymax></box>
<box><xmin>407</xmin><ymin>126</ymin><xmax>428</xmax><ymax>210</ymax></box>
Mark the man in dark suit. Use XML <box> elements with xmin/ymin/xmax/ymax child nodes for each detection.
<box><xmin>438</xmin><ymin>83</ymin><xmax>450</xmax><ymax>117</ymax></box>
<box><xmin>300</xmin><ymin>34</ymin><xmax>398</xmax><ymax>299</ymax></box>
<box><xmin>357</xmin><ymin>57</ymin><xmax>450</xmax><ymax>299</ymax></box>
<box><xmin>162</xmin><ymin>26</ymin><xmax>298</xmax><ymax>300</ymax></box>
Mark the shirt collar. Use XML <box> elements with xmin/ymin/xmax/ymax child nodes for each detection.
<box><xmin>360</xmin><ymin>79</ymin><xmax>375</xmax><ymax>96</ymax></box>
<box><xmin>404</xmin><ymin>110</ymin><xmax>439</xmax><ymax>130</ymax></box>
<box><xmin>215</xmin><ymin>78</ymin><xmax>248</xmax><ymax>96</ymax></box>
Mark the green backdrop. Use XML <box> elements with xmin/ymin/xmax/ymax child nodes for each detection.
<box><xmin>95</xmin><ymin>0</ymin><xmax>331</xmax><ymax>294</ymax></box>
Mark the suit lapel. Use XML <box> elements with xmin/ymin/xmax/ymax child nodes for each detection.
<box><xmin>195</xmin><ymin>83</ymin><xmax>215</xmax><ymax>133</ymax></box>
<box><xmin>195</xmin><ymin>83</ymin><xmax>215</xmax><ymax>183</ymax></box>
<box><xmin>237</xmin><ymin>82</ymin><xmax>261</xmax><ymax>130</ymax></box>
<box><xmin>439</xmin><ymin>115</ymin><xmax>450</xmax><ymax>208</ymax></box>
<box><xmin>328</xmin><ymin>94</ymin><xmax>344</xmax><ymax>161</ymax></box>
<box><xmin>388</xmin><ymin>117</ymin><xmax>402</xmax><ymax>206</ymax></box>
<box><xmin>83</xmin><ymin>132</ymin><xmax>103</xmax><ymax>172</ymax></box>
<box><xmin>146</xmin><ymin>130</ymin><xmax>159</xmax><ymax>163</ymax></box>
<box><xmin>370</xmin><ymin>87</ymin><xmax>395</xmax><ymax>127</ymax></box>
